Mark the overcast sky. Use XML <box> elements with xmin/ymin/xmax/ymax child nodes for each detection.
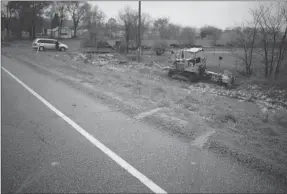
<box><xmin>89</xmin><ymin>1</ymin><xmax>265</xmax><ymax>29</ymax></box>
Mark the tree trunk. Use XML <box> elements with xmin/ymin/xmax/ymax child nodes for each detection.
<box><xmin>263</xmin><ymin>41</ymin><xmax>269</xmax><ymax>78</ymax></box>
<box><xmin>73</xmin><ymin>16</ymin><xmax>78</xmax><ymax>38</ymax></box>
<box><xmin>74</xmin><ymin>27</ymin><xmax>77</xmax><ymax>37</ymax></box>
<box><xmin>5</xmin><ymin>13</ymin><xmax>10</xmax><ymax>37</ymax></box>
<box><xmin>274</xmin><ymin>64</ymin><xmax>280</xmax><ymax>80</ymax></box>
<box><xmin>32</xmin><ymin>24</ymin><xmax>36</xmax><ymax>39</ymax></box>
<box><xmin>273</xmin><ymin>27</ymin><xmax>287</xmax><ymax>79</ymax></box>
<box><xmin>59</xmin><ymin>20</ymin><xmax>63</xmax><ymax>38</ymax></box>
<box><xmin>16</xmin><ymin>15</ymin><xmax>24</xmax><ymax>39</ymax></box>
<box><xmin>5</xmin><ymin>6</ymin><xmax>10</xmax><ymax>37</ymax></box>
<box><xmin>6</xmin><ymin>22</ymin><xmax>10</xmax><ymax>37</ymax></box>
<box><xmin>17</xmin><ymin>25</ymin><xmax>22</xmax><ymax>39</ymax></box>
<box><xmin>247</xmin><ymin>27</ymin><xmax>257</xmax><ymax>76</ymax></box>
<box><xmin>265</xmin><ymin>63</ymin><xmax>268</xmax><ymax>78</ymax></box>
<box><xmin>269</xmin><ymin>34</ymin><xmax>277</xmax><ymax>77</ymax></box>
<box><xmin>126</xmin><ymin>34</ymin><xmax>129</xmax><ymax>53</ymax></box>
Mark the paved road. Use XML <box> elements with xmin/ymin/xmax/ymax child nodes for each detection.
<box><xmin>2</xmin><ymin>55</ymin><xmax>287</xmax><ymax>193</ymax></box>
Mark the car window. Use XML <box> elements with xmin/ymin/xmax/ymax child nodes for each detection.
<box><xmin>46</xmin><ymin>40</ymin><xmax>56</xmax><ymax>44</ymax></box>
<box><xmin>39</xmin><ymin>40</ymin><xmax>50</xmax><ymax>44</ymax></box>
<box><xmin>185</xmin><ymin>51</ymin><xmax>195</xmax><ymax>59</ymax></box>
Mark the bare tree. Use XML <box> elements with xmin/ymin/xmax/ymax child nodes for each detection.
<box><xmin>128</xmin><ymin>12</ymin><xmax>151</xmax><ymax>45</ymax></box>
<box><xmin>106</xmin><ymin>17</ymin><xmax>118</xmax><ymax>38</ymax></box>
<box><xmin>85</xmin><ymin>5</ymin><xmax>106</xmax><ymax>28</ymax></box>
<box><xmin>82</xmin><ymin>5</ymin><xmax>106</xmax><ymax>46</ymax></box>
<box><xmin>44</xmin><ymin>2</ymin><xmax>56</xmax><ymax>35</ymax></box>
<box><xmin>66</xmin><ymin>1</ymin><xmax>90</xmax><ymax>37</ymax></box>
<box><xmin>55</xmin><ymin>2</ymin><xmax>68</xmax><ymax>36</ymax></box>
<box><xmin>272</xmin><ymin>1</ymin><xmax>287</xmax><ymax>79</ymax></box>
<box><xmin>11</xmin><ymin>1</ymin><xmax>51</xmax><ymax>39</ymax></box>
<box><xmin>254</xmin><ymin>1</ymin><xmax>287</xmax><ymax>79</ymax></box>
<box><xmin>139</xmin><ymin>13</ymin><xmax>152</xmax><ymax>40</ymax></box>
<box><xmin>166</xmin><ymin>23</ymin><xmax>182</xmax><ymax>40</ymax></box>
<box><xmin>118</xmin><ymin>6</ymin><xmax>136</xmax><ymax>53</ymax></box>
<box><xmin>232</xmin><ymin>11</ymin><xmax>260</xmax><ymax>77</ymax></box>
<box><xmin>200</xmin><ymin>25</ymin><xmax>222</xmax><ymax>40</ymax></box>
<box><xmin>1</xmin><ymin>1</ymin><xmax>16</xmax><ymax>37</ymax></box>
<box><xmin>179</xmin><ymin>27</ymin><xmax>196</xmax><ymax>46</ymax></box>
<box><xmin>153</xmin><ymin>17</ymin><xmax>169</xmax><ymax>39</ymax></box>
<box><xmin>130</xmin><ymin>11</ymin><xmax>139</xmax><ymax>44</ymax></box>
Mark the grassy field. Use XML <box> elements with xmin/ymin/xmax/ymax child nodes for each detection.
<box><xmin>65</xmin><ymin>48</ymin><xmax>287</xmax><ymax>178</ymax></box>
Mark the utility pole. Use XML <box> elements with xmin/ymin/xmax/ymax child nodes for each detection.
<box><xmin>32</xmin><ymin>1</ymin><xmax>35</xmax><ymax>39</ymax></box>
<box><xmin>138</xmin><ymin>0</ymin><xmax>141</xmax><ymax>62</ymax></box>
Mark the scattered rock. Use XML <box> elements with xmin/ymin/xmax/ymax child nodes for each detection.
<box><xmin>145</xmin><ymin>62</ymin><xmax>153</xmax><ymax>67</ymax></box>
<box><xmin>51</xmin><ymin>162</ymin><xmax>59</xmax><ymax>166</ymax></box>
<box><xmin>119</xmin><ymin>60</ymin><xmax>128</xmax><ymax>64</ymax></box>
<box><xmin>275</xmin><ymin>113</ymin><xmax>287</xmax><ymax>128</ymax></box>
<box><xmin>221</xmin><ymin>114</ymin><xmax>237</xmax><ymax>123</ymax></box>
<box><xmin>67</xmin><ymin>51</ymin><xmax>287</xmax><ymax>111</ymax></box>
<box><xmin>196</xmin><ymin>82</ymin><xmax>207</xmax><ymax>89</ymax></box>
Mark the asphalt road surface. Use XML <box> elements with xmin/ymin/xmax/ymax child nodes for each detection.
<box><xmin>2</xmin><ymin>55</ymin><xmax>287</xmax><ymax>193</ymax></box>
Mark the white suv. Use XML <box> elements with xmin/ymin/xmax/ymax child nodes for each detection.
<box><xmin>32</xmin><ymin>38</ymin><xmax>68</xmax><ymax>51</ymax></box>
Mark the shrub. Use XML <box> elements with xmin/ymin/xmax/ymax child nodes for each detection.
<box><xmin>153</xmin><ymin>40</ymin><xmax>168</xmax><ymax>56</ymax></box>
<box><xmin>117</xmin><ymin>41</ymin><xmax>127</xmax><ymax>54</ymax></box>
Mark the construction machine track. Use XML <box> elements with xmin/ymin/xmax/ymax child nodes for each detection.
<box><xmin>168</xmin><ymin>69</ymin><xmax>199</xmax><ymax>82</ymax></box>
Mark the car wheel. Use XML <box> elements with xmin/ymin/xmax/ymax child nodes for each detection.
<box><xmin>39</xmin><ymin>46</ymin><xmax>44</xmax><ymax>51</ymax></box>
<box><xmin>60</xmin><ymin>47</ymin><xmax>66</xmax><ymax>51</ymax></box>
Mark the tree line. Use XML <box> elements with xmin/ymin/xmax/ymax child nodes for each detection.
<box><xmin>230</xmin><ymin>1</ymin><xmax>287</xmax><ymax>80</ymax></box>
<box><xmin>1</xmin><ymin>1</ymin><xmax>223</xmax><ymax>43</ymax></box>
<box><xmin>2</xmin><ymin>1</ymin><xmax>286</xmax><ymax>79</ymax></box>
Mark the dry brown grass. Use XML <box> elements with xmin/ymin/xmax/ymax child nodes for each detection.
<box><xmin>84</xmin><ymin>51</ymin><xmax>287</xmax><ymax>175</ymax></box>
<box><xmin>4</xmin><ymin>45</ymin><xmax>287</xmax><ymax>177</ymax></box>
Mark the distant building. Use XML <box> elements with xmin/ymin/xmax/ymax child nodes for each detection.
<box><xmin>77</xmin><ymin>29</ymin><xmax>88</xmax><ymax>37</ymax></box>
<box><xmin>47</xmin><ymin>27</ymin><xmax>73</xmax><ymax>39</ymax></box>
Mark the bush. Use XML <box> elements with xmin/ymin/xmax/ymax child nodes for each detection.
<box><xmin>117</xmin><ymin>41</ymin><xmax>127</xmax><ymax>54</ymax></box>
<box><xmin>153</xmin><ymin>40</ymin><xmax>168</xmax><ymax>56</ymax></box>
<box><xmin>81</xmin><ymin>38</ymin><xmax>95</xmax><ymax>48</ymax></box>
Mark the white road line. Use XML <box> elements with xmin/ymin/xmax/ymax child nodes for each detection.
<box><xmin>1</xmin><ymin>67</ymin><xmax>167</xmax><ymax>194</ymax></box>
<box><xmin>135</xmin><ymin>108</ymin><xmax>163</xmax><ymax>120</ymax></box>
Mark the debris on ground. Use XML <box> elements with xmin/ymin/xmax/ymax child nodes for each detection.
<box><xmin>66</xmin><ymin>52</ymin><xmax>287</xmax><ymax>112</ymax></box>
<box><xmin>119</xmin><ymin>60</ymin><xmax>128</xmax><ymax>64</ymax></box>
<box><xmin>4</xmin><ymin>46</ymin><xmax>287</xmax><ymax>180</ymax></box>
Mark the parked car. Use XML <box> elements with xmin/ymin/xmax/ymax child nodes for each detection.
<box><xmin>32</xmin><ymin>38</ymin><xmax>68</xmax><ymax>51</ymax></box>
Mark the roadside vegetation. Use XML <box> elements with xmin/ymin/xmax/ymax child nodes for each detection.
<box><xmin>2</xmin><ymin>0</ymin><xmax>287</xmax><ymax>179</ymax></box>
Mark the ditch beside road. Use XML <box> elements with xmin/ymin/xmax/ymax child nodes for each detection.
<box><xmin>2</xmin><ymin>44</ymin><xmax>287</xmax><ymax>182</ymax></box>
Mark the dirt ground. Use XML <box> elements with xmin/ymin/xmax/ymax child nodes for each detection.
<box><xmin>2</xmin><ymin>42</ymin><xmax>287</xmax><ymax>179</ymax></box>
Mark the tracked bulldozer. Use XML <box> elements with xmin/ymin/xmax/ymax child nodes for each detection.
<box><xmin>163</xmin><ymin>48</ymin><xmax>235</xmax><ymax>88</ymax></box>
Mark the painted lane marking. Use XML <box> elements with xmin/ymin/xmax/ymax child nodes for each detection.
<box><xmin>2</xmin><ymin>67</ymin><xmax>167</xmax><ymax>194</ymax></box>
